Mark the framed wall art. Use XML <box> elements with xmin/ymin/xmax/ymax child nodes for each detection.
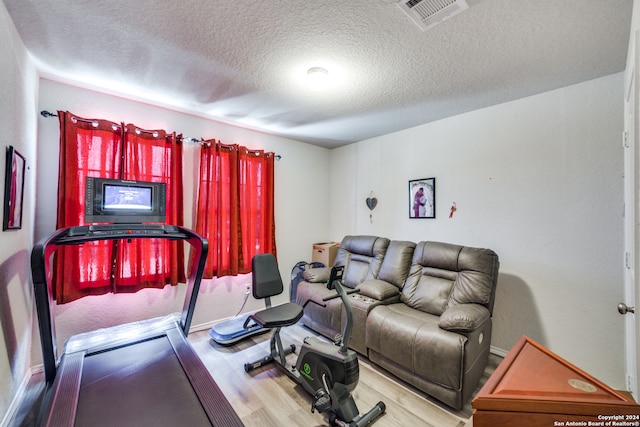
<box><xmin>3</xmin><ymin>146</ymin><xmax>26</xmax><ymax>230</ymax></box>
<box><xmin>409</xmin><ymin>177</ymin><xmax>435</xmax><ymax>219</ymax></box>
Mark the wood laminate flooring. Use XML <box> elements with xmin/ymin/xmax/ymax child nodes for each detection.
<box><xmin>188</xmin><ymin>322</ymin><xmax>501</xmax><ymax>427</ymax></box>
<box><xmin>9</xmin><ymin>323</ymin><xmax>500</xmax><ymax>426</ymax></box>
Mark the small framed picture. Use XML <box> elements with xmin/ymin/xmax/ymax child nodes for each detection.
<box><xmin>3</xmin><ymin>146</ymin><xmax>26</xmax><ymax>230</ymax></box>
<box><xmin>409</xmin><ymin>177</ymin><xmax>435</xmax><ymax>219</ymax></box>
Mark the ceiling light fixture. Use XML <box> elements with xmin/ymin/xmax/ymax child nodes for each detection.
<box><xmin>306</xmin><ymin>66</ymin><xmax>329</xmax><ymax>90</ymax></box>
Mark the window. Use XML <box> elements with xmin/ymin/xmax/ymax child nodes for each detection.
<box><xmin>53</xmin><ymin>111</ymin><xmax>185</xmax><ymax>303</ymax></box>
<box><xmin>194</xmin><ymin>142</ymin><xmax>276</xmax><ymax>278</ymax></box>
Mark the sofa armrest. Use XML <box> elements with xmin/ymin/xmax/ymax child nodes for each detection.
<box><xmin>438</xmin><ymin>304</ymin><xmax>490</xmax><ymax>332</ymax></box>
<box><xmin>358</xmin><ymin>279</ymin><xmax>400</xmax><ymax>301</ymax></box>
<box><xmin>302</xmin><ymin>267</ymin><xmax>331</xmax><ymax>283</ymax></box>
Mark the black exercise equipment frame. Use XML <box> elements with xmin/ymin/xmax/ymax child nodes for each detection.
<box><xmin>31</xmin><ymin>223</ymin><xmax>244</xmax><ymax>426</ymax></box>
<box><xmin>31</xmin><ymin>224</ymin><xmax>206</xmax><ymax>384</ymax></box>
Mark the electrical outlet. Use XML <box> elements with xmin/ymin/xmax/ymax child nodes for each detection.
<box><xmin>245</xmin><ymin>285</ymin><xmax>251</xmax><ymax>295</ymax></box>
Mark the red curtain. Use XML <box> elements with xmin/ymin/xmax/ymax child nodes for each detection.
<box><xmin>115</xmin><ymin>125</ymin><xmax>186</xmax><ymax>289</ymax></box>
<box><xmin>238</xmin><ymin>146</ymin><xmax>277</xmax><ymax>264</ymax></box>
<box><xmin>54</xmin><ymin>112</ymin><xmax>122</xmax><ymax>302</ymax></box>
<box><xmin>53</xmin><ymin>112</ymin><xmax>185</xmax><ymax>303</ymax></box>
<box><xmin>195</xmin><ymin>141</ymin><xmax>276</xmax><ymax>279</ymax></box>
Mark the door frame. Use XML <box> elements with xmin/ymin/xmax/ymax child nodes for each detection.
<box><xmin>623</xmin><ymin>29</ymin><xmax>639</xmax><ymax>399</ymax></box>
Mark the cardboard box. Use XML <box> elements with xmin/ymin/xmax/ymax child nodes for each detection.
<box><xmin>312</xmin><ymin>242</ymin><xmax>340</xmax><ymax>267</ymax></box>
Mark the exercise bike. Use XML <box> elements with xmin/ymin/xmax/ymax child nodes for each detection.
<box><xmin>243</xmin><ymin>255</ymin><xmax>386</xmax><ymax>427</ymax></box>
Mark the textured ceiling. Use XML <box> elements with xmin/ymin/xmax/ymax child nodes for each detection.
<box><xmin>3</xmin><ymin>0</ymin><xmax>634</xmax><ymax>148</ymax></box>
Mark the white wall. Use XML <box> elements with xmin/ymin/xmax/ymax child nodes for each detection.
<box><xmin>0</xmin><ymin>2</ymin><xmax>38</xmax><ymax>423</ymax></box>
<box><xmin>35</xmin><ymin>78</ymin><xmax>331</xmax><ymax>355</ymax></box>
<box><xmin>329</xmin><ymin>73</ymin><xmax>626</xmax><ymax>389</ymax></box>
<box><xmin>0</xmin><ymin>3</ymin><xmax>626</xmax><ymax>416</ymax></box>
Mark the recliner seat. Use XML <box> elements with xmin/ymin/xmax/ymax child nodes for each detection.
<box><xmin>295</xmin><ymin>235</ymin><xmax>390</xmax><ymax>339</ymax></box>
<box><xmin>366</xmin><ymin>241</ymin><xmax>499</xmax><ymax>409</ymax></box>
<box><xmin>294</xmin><ymin>236</ymin><xmax>499</xmax><ymax>410</ymax></box>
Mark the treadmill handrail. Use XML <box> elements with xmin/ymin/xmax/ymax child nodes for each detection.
<box><xmin>31</xmin><ymin>224</ymin><xmax>209</xmax><ymax>385</ymax></box>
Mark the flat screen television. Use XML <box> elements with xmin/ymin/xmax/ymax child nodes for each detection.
<box><xmin>85</xmin><ymin>177</ymin><xmax>166</xmax><ymax>223</ymax></box>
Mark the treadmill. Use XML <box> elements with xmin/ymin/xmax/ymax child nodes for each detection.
<box><xmin>31</xmin><ymin>224</ymin><xmax>244</xmax><ymax>427</ymax></box>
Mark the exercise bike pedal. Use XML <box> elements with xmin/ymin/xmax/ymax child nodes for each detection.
<box><xmin>329</xmin><ymin>414</ymin><xmax>352</xmax><ymax>427</ymax></box>
<box><xmin>311</xmin><ymin>388</ymin><xmax>331</xmax><ymax>413</ymax></box>
<box><xmin>330</xmin><ymin>401</ymin><xmax>386</xmax><ymax>427</ymax></box>
<box><xmin>332</xmin><ymin>333</ymin><xmax>342</xmax><ymax>346</ymax></box>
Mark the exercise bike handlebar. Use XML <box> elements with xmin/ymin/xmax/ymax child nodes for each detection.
<box><xmin>296</xmin><ymin>267</ymin><xmax>356</xmax><ymax>354</ymax></box>
<box><xmin>323</xmin><ymin>273</ymin><xmax>356</xmax><ymax>355</ymax></box>
<box><xmin>299</xmin><ymin>287</ymin><xmax>357</xmax><ymax>309</ymax></box>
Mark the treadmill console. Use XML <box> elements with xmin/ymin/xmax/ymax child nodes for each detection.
<box><xmin>57</xmin><ymin>224</ymin><xmax>183</xmax><ymax>244</ymax></box>
<box><xmin>69</xmin><ymin>224</ymin><xmax>179</xmax><ymax>236</ymax></box>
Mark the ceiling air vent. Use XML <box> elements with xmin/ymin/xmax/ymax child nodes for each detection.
<box><xmin>397</xmin><ymin>0</ymin><xmax>469</xmax><ymax>31</ymax></box>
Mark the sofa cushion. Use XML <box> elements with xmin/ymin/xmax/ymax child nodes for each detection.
<box><xmin>358</xmin><ymin>279</ymin><xmax>400</xmax><ymax>301</ymax></box>
<box><xmin>447</xmin><ymin>246</ymin><xmax>499</xmax><ymax>310</ymax></box>
<box><xmin>333</xmin><ymin>236</ymin><xmax>390</xmax><ymax>288</ymax></box>
<box><xmin>438</xmin><ymin>303</ymin><xmax>490</xmax><ymax>332</ymax></box>
<box><xmin>376</xmin><ymin>240</ymin><xmax>416</xmax><ymax>288</ymax></box>
<box><xmin>401</xmin><ymin>241</ymin><xmax>499</xmax><ymax>316</ymax></box>
<box><xmin>302</xmin><ymin>267</ymin><xmax>330</xmax><ymax>283</ymax></box>
<box><xmin>402</xmin><ymin>266</ymin><xmax>456</xmax><ymax>315</ymax></box>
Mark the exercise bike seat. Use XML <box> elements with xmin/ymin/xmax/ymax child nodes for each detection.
<box><xmin>246</xmin><ymin>253</ymin><xmax>304</xmax><ymax>329</ymax></box>
<box><xmin>249</xmin><ymin>302</ymin><xmax>303</xmax><ymax>328</ymax></box>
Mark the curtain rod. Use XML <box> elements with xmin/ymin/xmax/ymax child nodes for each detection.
<box><xmin>40</xmin><ymin>110</ymin><xmax>281</xmax><ymax>160</ymax></box>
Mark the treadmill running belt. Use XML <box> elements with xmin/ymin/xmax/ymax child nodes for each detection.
<box><xmin>76</xmin><ymin>336</ymin><xmax>212</xmax><ymax>426</ymax></box>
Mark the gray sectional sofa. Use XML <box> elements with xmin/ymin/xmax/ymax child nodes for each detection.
<box><xmin>294</xmin><ymin>235</ymin><xmax>499</xmax><ymax>410</ymax></box>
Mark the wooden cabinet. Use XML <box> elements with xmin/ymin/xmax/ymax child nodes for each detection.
<box><xmin>472</xmin><ymin>336</ymin><xmax>640</xmax><ymax>427</ymax></box>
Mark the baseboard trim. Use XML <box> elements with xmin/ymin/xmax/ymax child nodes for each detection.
<box><xmin>193</xmin><ymin>320</ymin><xmax>513</xmax><ymax>361</ymax></box>
<box><xmin>190</xmin><ymin>312</ymin><xmax>256</xmax><ymax>334</ymax></box>
<box><xmin>0</xmin><ymin>365</ymin><xmax>42</xmax><ymax>427</ymax></box>
<box><xmin>190</xmin><ymin>319</ymin><xmax>219</xmax><ymax>333</ymax></box>
<box><xmin>490</xmin><ymin>345</ymin><xmax>509</xmax><ymax>358</ymax></box>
